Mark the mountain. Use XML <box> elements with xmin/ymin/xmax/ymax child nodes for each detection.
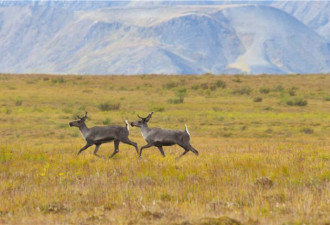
<box><xmin>0</xmin><ymin>1</ymin><xmax>329</xmax><ymax>75</ymax></box>
<box><xmin>272</xmin><ymin>1</ymin><xmax>330</xmax><ymax>41</ymax></box>
<box><xmin>221</xmin><ymin>5</ymin><xmax>330</xmax><ymax>74</ymax></box>
<box><xmin>0</xmin><ymin>1</ymin><xmax>128</xmax><ymax>9</ymax></box>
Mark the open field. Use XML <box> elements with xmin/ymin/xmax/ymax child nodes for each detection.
<box><xmin>0</xmin><ymin>74</ymin><xmax>329</xmax><ymax>224</ymax></box>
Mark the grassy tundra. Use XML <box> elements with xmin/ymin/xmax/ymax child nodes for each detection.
<box><xmin>0</xmin><ymin>74</ymin><xmax>329</xmax><ymax>224</ymax></box>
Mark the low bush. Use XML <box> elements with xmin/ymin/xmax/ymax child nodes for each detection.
<box><xmin>51</xmin><ymin>77</ymin><xmax>65</xmax><ymax>84</ymax></box>
<box><xmin>98</xmin><ymin>102</ymin><xmax>120</xmax><ymax>111</ymax></box>
<box><xmin>168</xmin><ymin>87</ymin><xmax>187</xmax><ymax>104</ymax></box>
<box><xmin>274</xmin><ymin>85</ymin><xmax>284</xmax><ymax>92</ymax></box>
<box><xmin>253</xmin><ymin>97</ymin><xmax>263</xmax><ymax>102</ymax></box>
<box><xmin>168</xmin><ymin>98</ymin><xmax>184</xmax><ymax>104</ymax></box>
<box><xmin>215</xmin><ymin>80</ymin><xmax>226</xmax><ymax>89</ymax></box>
<box><xmin>286</xmin><ymin>97</ymin><xmax>307</xmax><ymax>106</ymax></box>
<box><xmin>150</xmin><ymin>105</ymin><xmax>165</xmax><ymax>112</ymax></box>
<box><xmin>232</xmin><ymin>77</ymin><xmax>242</xmax><ymax>83</ymax></box>
<box><xmin>162</xmin><ymin>82</ymin><xmax>179</xmax><ymax>90</ymax></box>
<box><xmin>301</xmin><ymin>127</ymin><xmax>314</xmax><ymax>134</ymax></box>
<box><xmin>259</xmin><ymin>87</ymin><xmax>270</xmax><ymax>94</ymax></box>
<box><xmin>103</xmin><ymin>117</ymin><xmax>111</xmax><ymax>125</ymax></box>
<box><xmin>191</xmin><ymin>84</ymin><xmax>199</xmax><ymax>90</ymax></box>
<box><xmin>288</xmin><ymin>87</ymin><xmax>298</xmax><ymax>96</ymax></box>
<box><xmin>324</xmin><ymin>95</ymin><xmax>330</xmax><ymax>101</ymax></box>
<box><xmin>233</xmin><ymin>87</ymin><xmax>252</xmax><ymax>95</ymax></box>
<box><xmin>200</xmin><ymin>83</ymin><xmax>209</xmax><ymax>90</ymax></box>
<box><xmin>15</xmin><ymin>98</ymin><xmax>23</xmax><ymax>106</ymax></box>
<box><xmin>209</xmin><ymin>84</ymin><xmax>217</xmax><ymax>91</ymax></box>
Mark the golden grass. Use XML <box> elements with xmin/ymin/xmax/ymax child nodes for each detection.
<box><xmin>0</xmin><ymin>74</ymin><xmax>329</xmax><ymax>224</ymax></box>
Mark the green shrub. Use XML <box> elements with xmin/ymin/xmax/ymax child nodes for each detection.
<box><xmin>98</xmin><ymin>102</ymin><xmax>120</xmax><ymax>111</ymax></box>
<box><xmin>51</xmin><ymin>77</ymin><xmax>65</xmax><ymax>84</ymax></box>
<box><xmin>223</xmin><ymin>132</ymin><xmax>232</xmax><ymax>137</ymax></box>
<box><xmin>288</xmin><ymin>89</ymin><xmax>296</xmax><ymax>96</ymax></box>
<box><xmin>215</xmin><ymin>80</ymin><xmax>226</xmax><ymax>89</ymax></box>
<box><xmin>63</xmin><ymin>108</ymin><xmax>72</xmax><ymax>114</ymax></box>
<box><xmin>191</xmin><ymin>84</ymin><xmax>199</xmax><ymax>90</ymax></box>
<box><xmin>288</xmin><ymin>87</ymin><xmax>298</xmax><ymax>96</ymax></box>
<box><xmin>71</xmin><ymin>130</ymin><xmax>79</xmax><ymax>137</ymax></box>
<box><xmin>161</xmin><ymin>192</ymin><xmax>172</xmax><ymax>201</ymax></box>
<box><xmin>15</xmin><ymin>98</ymin><xmax>23</xmax><ymax>106</ymax></box>
<box><xmin>263</xmin><ymin>106</ymin><xmax>272</xmax><ymax>111</ymax></box>
<box><xmin>175</xmin><ymin>87</ymin><xmax>187</xmax><ymax>99</ymax></box>
<box><xmin>301</xmin><ymin>128</ymin><xmax>314</xmax><ymax>134</ymax></box>
<box><xmin>253</xmin><ymin>97</ymin><xmax>263</xmax><ymax>102</ymax></box>
<box><xmin>78</xmin><ymin>105</ymin><xmax>86</xmax><ymax>111</ymax></box>
<box><xmin>162</xmin><ymin>82</ymin><xmax>179</xmax><ymax>90</ymax></box>
<box><xmin>232</xmin><ymin>77</ymin><xmax>242</xmax><ymax>83</ymax></box>
<box><xmin>103</xmin><ymin>117</ymin><xmax>111</xmax><ymax>125</ymax></box>
<box><xmin>203</xmin><ymin>72</ymin><xmax>214</xmax><ymax>76</ymax></box>
<box><xmin>200</xmin><ymin>83</ymin><xmax>209</xmax><ymax>90</ymax></box>
<box><xmin>56</xmin><ymin>123</ymin><xmax>68</xmax><ymax>129</ymax></box>
<box><xmin>150</xmin><ymin>105</ymin><xmax>165</xmax><ymax>112</ymax></box>
<box><xmin>216</xmin><ymin>116</ymin><xmax>224</xmax><ymax>121</ymax></box>
<box><xmin>168</xmin><ymin>98</ymin><xmax>184</xmax><ymax>104</ymax></box>
<box><xmin>286</xmin><ymin>97</ymin><xmax>307</xmax><ymax>106</ymax></box>
<box><xmin>1</xmin><ymin>107</ymin><xmax>12</xmax><ymax>114</ymax></box>
<box><xmin>274</xmin><ymin>85</ymin><xmax>284</xmax><ymax>92</ymax></box>
<box><xmin>233</xmin><ymin>87</ymin><xmax>252</xmax><ymax>95</ymax></box>
<box><xmin>168</xmin><ymin>87</ymin><xmax>187</xmax><ymax>104</ymax></box>
<box><xmin>324</xmin><ymin>95</ymin><xmax>330</xmax><ymax>101</ymax></box>
<box><xmin>26</xmin><ymin>80</ymin><xmax>36</xmax><ymax>84</ymax></box>
<box><xmin>209</xmin><ymin>84</ymin><xmax>217</xmax><ymax>91</ymax></box>
<box><xmin>259</xmin><ymin>87</ymin><xmax>270</xmax><ymax>94</ymax></box>
<box><xmin>0</xmin><ymin>148</ymin><xmax>13</xmax><ymax>163</ymax></box>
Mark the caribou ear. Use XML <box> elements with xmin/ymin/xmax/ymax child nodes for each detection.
<box><xmin>85</xmin><ymin>112</ymin><xmax>88</xmax><ymax>117</ymax></box>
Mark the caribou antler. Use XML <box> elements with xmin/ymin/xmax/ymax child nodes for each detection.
<box><xmin>76</xmin><ymin>111</ymin><xmax>88</xmax><ymax>120</ymax></box>
<box><xmin>145</xmin><ymin>112</ymin><xmax>154</xmax><ymax>119</ymax></box>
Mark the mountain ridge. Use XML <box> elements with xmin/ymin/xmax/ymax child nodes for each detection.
<box><xmin>0</xmin><ymin>1</ymin><xmax>329</xmax><ymax>75</ymax></box>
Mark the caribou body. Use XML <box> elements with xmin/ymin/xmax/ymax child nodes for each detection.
<box><xmin>131</xmin><ymin>112</ymin><xmax>199</xmax><ymax>158</ymax></box>
<box><xmin>69</xmin><ymin>112</ymin><xmax>138</xmax><ymax>158</ymax></box>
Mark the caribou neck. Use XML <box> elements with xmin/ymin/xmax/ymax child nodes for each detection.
<box><xmin>79</xmin><ymin>123</ymin><xmax>89</xmax><ymax>138</ymax></box>
<box><xmin>140</xmin><ymin>123</ymin><xmax>151</xmax><ymax>139</ymax></box>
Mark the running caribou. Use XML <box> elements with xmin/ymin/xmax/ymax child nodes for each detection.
<box><xmin>130</xmin><ymin>112</ymin><xmax>199</xmax><ymax>158</ymax></box>
<box><xmin>69</xmin><ymin>112</ymin><xmax>138</xmax><ymax>158</ymax></box>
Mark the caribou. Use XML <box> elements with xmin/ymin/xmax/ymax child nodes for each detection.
<box><xmin>69</xmin><ymin>112</ymin><xmax>138</xmax><ymax>158</ymax></box>
<box><xmin>130</xmin><ymin>112</ymin><xmax>199</xmax><ymax>158</ymax></box>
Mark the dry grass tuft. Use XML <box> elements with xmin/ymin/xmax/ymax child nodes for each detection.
<box><xmin>255</xmin><ymin>177</ymin><xmax>273</xmax><ymax>189</ymax></box>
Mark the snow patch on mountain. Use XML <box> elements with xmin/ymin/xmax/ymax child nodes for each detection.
<box><xmin>222</xmin><ymin>5</ymin><xmax>330</xmax><ymax>74</ymax></box>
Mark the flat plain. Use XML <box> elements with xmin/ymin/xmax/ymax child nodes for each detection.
<box><xmin>0</xmin><ymin>74</ymin><xmax>329</xmax><ymax>224</ymax></box>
